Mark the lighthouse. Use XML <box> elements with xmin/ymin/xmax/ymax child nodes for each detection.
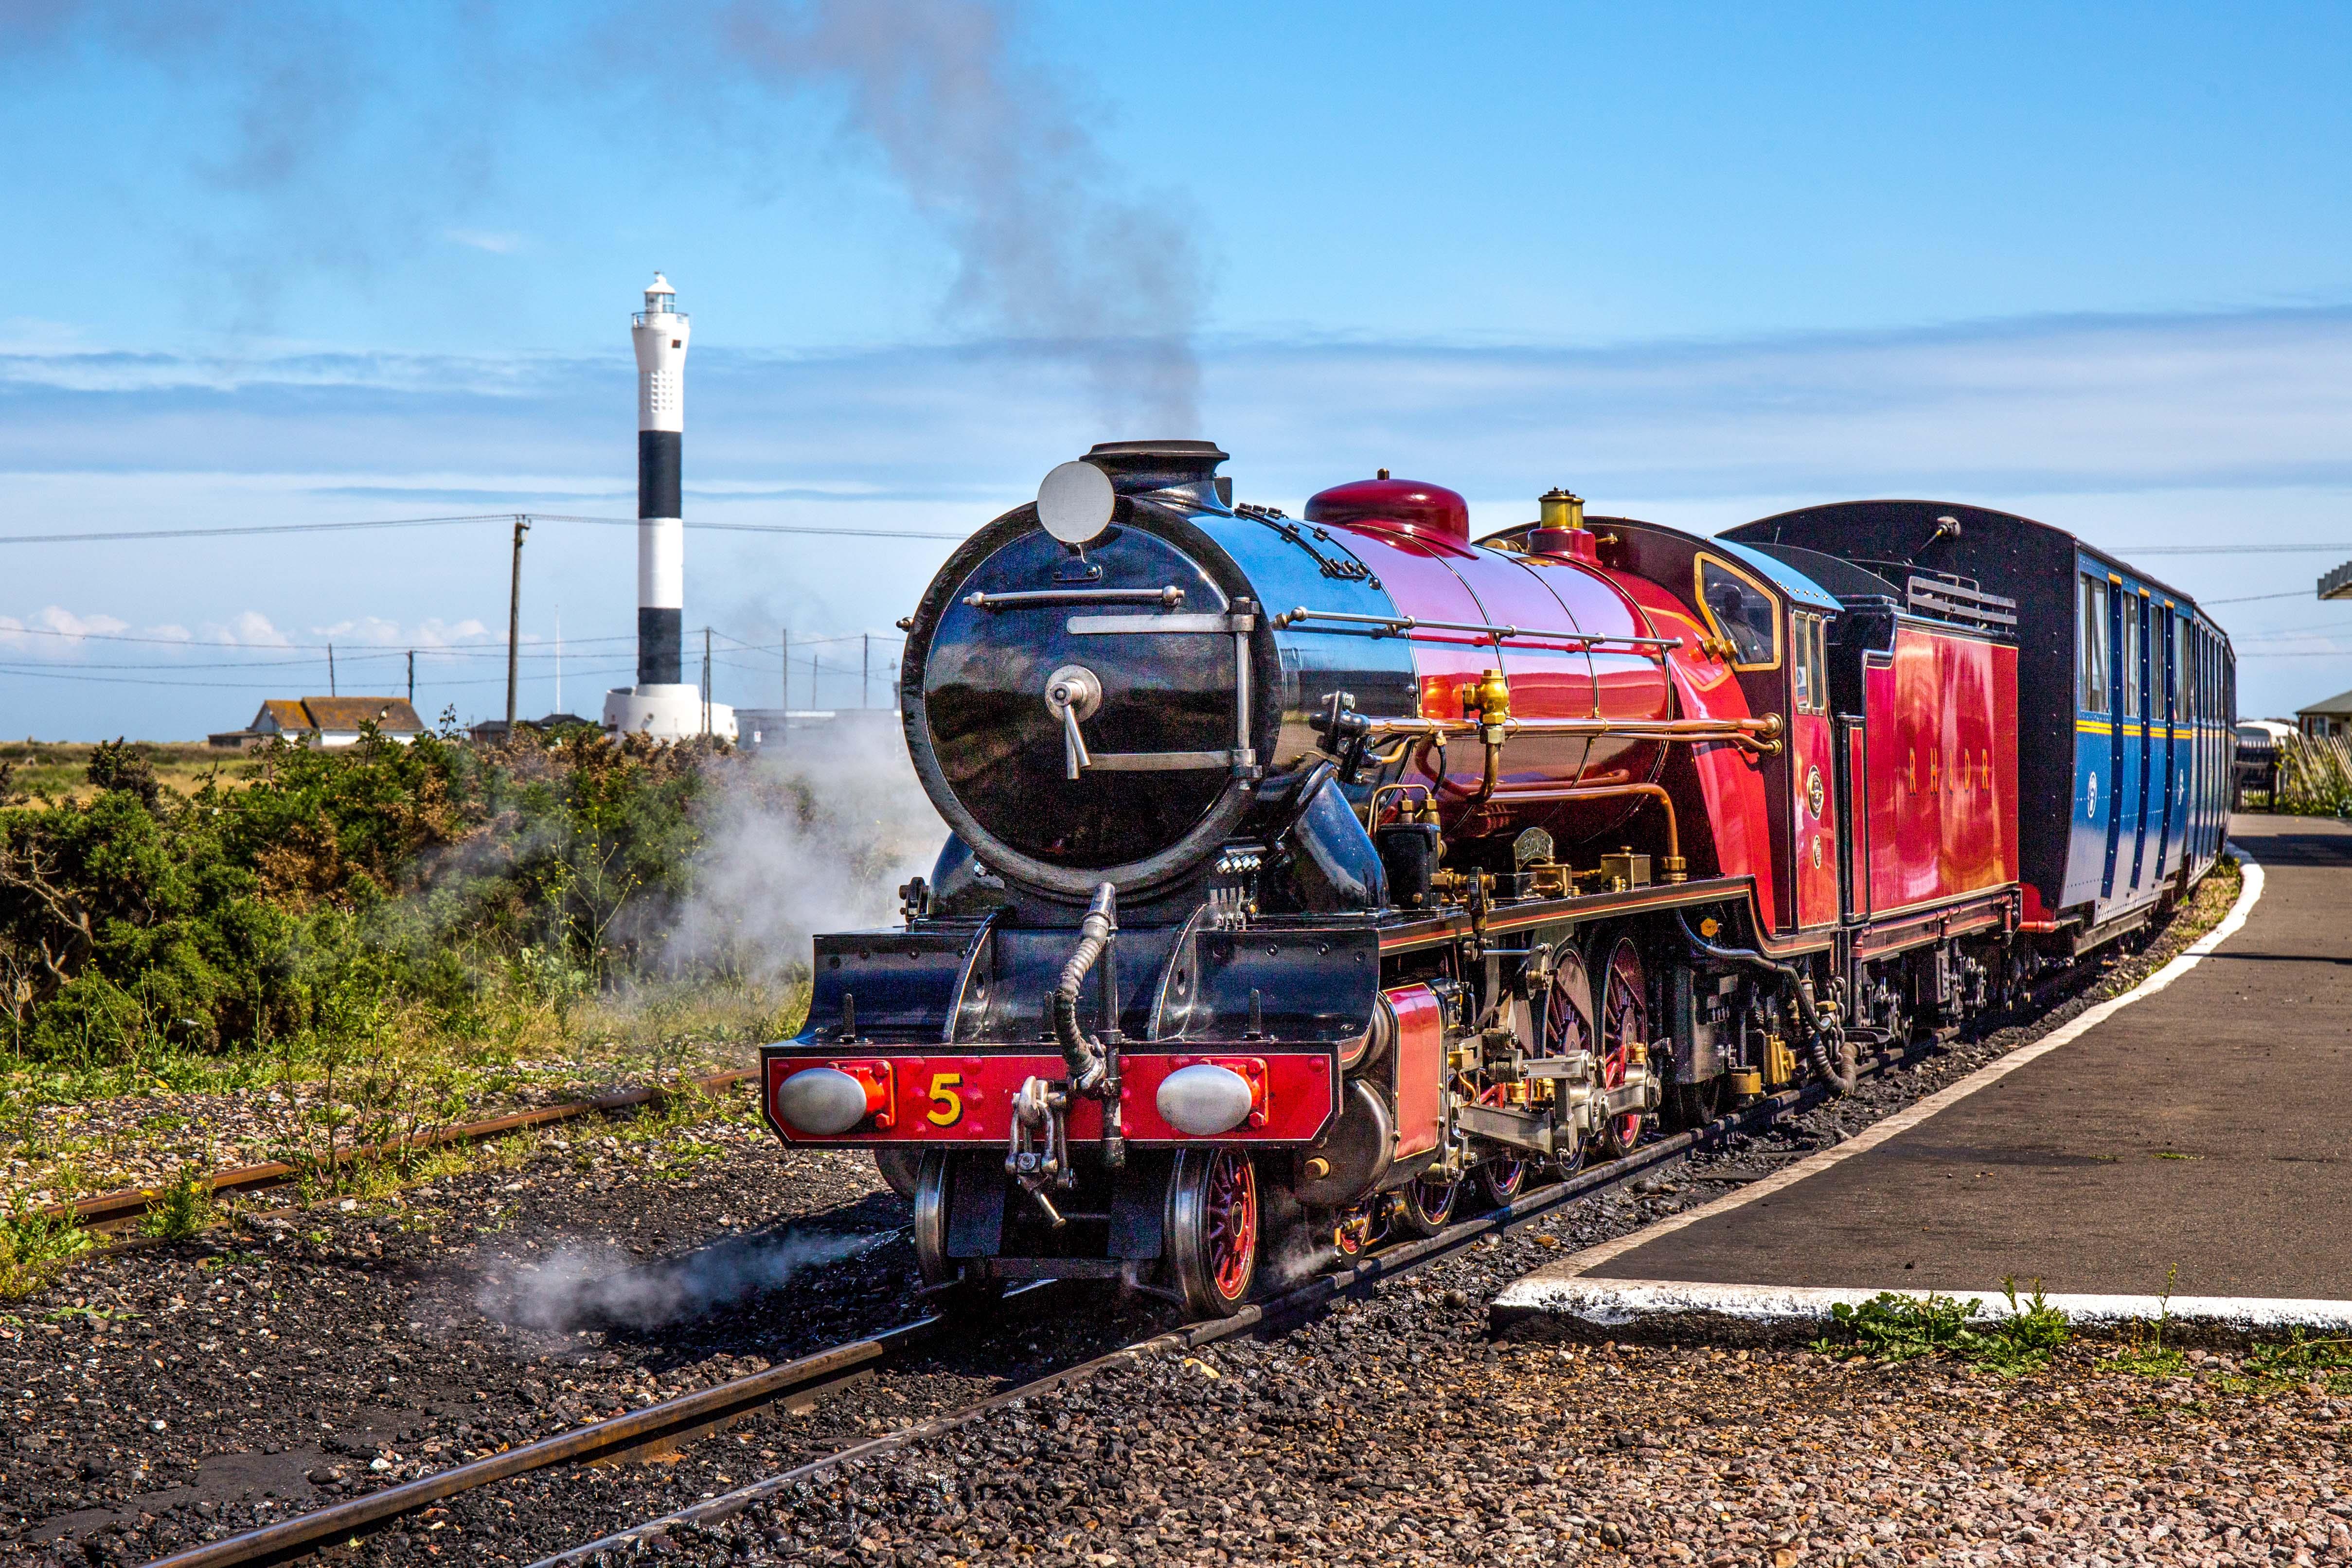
<box><xmin>602</xmin><ymin>273</ymin><xmax>735</xmax><ymax>741</ymax></box>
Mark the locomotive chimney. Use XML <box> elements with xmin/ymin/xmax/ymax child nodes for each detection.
<box><xmin>1529</xmin><ymin>488</ymin><xmax>1599</xmax><ymax>563</ymax></box>
<box><xmin>1081</xmin><ymin>440</ymin><xmax>1231</xmax><ymax>499</ymax></box>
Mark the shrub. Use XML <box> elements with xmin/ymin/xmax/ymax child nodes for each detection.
<box><xmin>0</xmin><ymin>728</ymin><xmax>737</xmax><ymax>1066</ymax></box>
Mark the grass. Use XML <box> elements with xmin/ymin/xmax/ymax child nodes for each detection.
<box><xmin>2243</xmin><ymin>1331</ymin><xmax>2352</xmax><ymax>1392</ymax></box>
<box><xmin>139</xmin><ymin>1165</ymin><xmax>216</xmax><ymax>1241</ymax></box>
<box><xmin>1814</xmin><ymin>1280</ymin><xmax>2071</xmax><ymax>1375</ymax></box>
<box><xmin>2</xmin><ymin>973</ymin><xmax>806</xmax><ymax>1211</ymax></box>
<box><xmin>0</xmin><ymin>739</ymin><xmax>241</xmax><ymax>805</ymax></box>
<box><xmin>0</xmin><ymin>1202</ymin><xmax>94</xmax><ymax>1299</ymax></box>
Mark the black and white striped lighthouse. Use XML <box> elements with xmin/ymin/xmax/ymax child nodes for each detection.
<box><xmin>636</xmin><ymin>271</ymin><xmax>685</xmax><ymax>687</ymax></box>
<box><xmin>603</xmin><ymin>273</ymin><xmax>732</xmax><ymax>738</ymax></box>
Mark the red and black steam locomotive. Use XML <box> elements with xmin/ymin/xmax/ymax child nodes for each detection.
<box><xmin>760</xmin><ymin>442</ymin><xmax>2235</xmax><ymax>1318</ymax></box>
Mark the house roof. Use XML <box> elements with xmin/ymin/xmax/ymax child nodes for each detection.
<box><xmin>302</xmin><ymin>696</ymin><xmax>426</xmax><ymax>732</ymax></box>
<box><xmin>2297</xmin><ymin>689</ymin><xmax>2352</xmax><ymax>719</ymax></box>
<box><xmin>246</xmin><ymin>697</ymin><xmax>427</xmax><ymax>734</ymax></box>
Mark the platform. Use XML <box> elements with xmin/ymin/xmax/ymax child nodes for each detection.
<box><xmin>1495</xmin><ymin>815</ymin><xmax>2352</xmax><ymax>1336</ymax></box>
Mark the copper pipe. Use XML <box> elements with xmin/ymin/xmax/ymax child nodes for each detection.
<box><xmin>1425</xmin><ymin>773</ymin><xmax>1683</xmax><ymax>878</ymax></box>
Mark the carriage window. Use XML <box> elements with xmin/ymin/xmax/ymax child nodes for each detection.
<box><xmin>1697</xmin><ymin>558</ymin><xmax>1779</xmax><ymax>668</ymax></box>
<box><xmin>2122</xmin><ymin>600</ymin><xmax>2141</xmax><ymax>716</ymax></box>
<box><xmin>2078</xmin><ymin>573</ymin><xmax>2109</xmax><ymax>713</ymax></box>
<box><xmin>2170</xmin><ymin>616</ymin><xmax>2185</xmax><ymax>714</ymax></box>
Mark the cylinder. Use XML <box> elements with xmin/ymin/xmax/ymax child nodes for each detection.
<box><xmin>633</xmin><ymin>273</ymin><xmax>689</xmax><ymax>690</ymax></box>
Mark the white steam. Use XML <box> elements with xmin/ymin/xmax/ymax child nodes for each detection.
<box><xmin>662</xmin><ymin>718</ymin><xmax>947</xmax><ymax>986</ymax></box>
<box><xmin>481</xmin><ymin>1229</ymin><xmax>878</xmax><ymax>1333</ymax></box>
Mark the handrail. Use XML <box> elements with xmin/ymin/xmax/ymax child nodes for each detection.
<box><xmin>966</xmin><ymin>586</ymin><xmax>1186</xmax><ymax>611</ymax></box>
<box><xmin>1356</xmin><ymin>713</ymin><xmax>1782</xmax><ymax>752</ymax></box>
<box><xmin>1270</xmin><ymin>605</ymin><xmax>1679</xmax><ymax>652</ymax></box>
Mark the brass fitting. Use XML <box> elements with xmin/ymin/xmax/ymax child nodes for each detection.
<box><xmin>1474</xmin><ymin>667</ymin><xmax>1511</xmax><ymax>745</ymax></box>
<box><xmin>1661</xmin><ymin>853</ymin><xmax>1688</xmax><ymax>885</ymax></box>
<box><xmin>1538</xmin><ymin>488</ymin><xmax>1586</xmax><ymax>531</ymax></box>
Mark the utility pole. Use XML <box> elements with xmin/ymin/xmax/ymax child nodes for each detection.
<box><xmin>327</xmin><ymin>641</ymin><xmax>337</xmax><ymax>697</ymax></box>
<box><xmin>702</xmin><ymin>625</ymin><xmax>713</xmax><ymax>736</ymax></box>
<box><xmin>781</xmin><ymin>627</ymin><xmax>789</xmax><ymax>711</ymax></box>
<box><xmin>863</xmin><ymin>633</ymin><xmax>871</xmax><ymax>709</ymax></box>
<box><xmin>554</xmin><ymin>605</ymin><xmax>563</xmax><ymax>717</ymax></box>
<box><xmin>505</xmin><ymin>514</ymin><xmax>530</xmax><ymax>737</ymax></box>
<box><xmin>406</xmin><ymin>650</ymin><xmax>414</xmax><ymax>705</ymax></box>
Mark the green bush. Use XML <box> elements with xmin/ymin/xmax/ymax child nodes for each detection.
<box><xmin>0</xmin><ymin>727</ymin><xmax>742</xmax><ymax>1068</ymax></box>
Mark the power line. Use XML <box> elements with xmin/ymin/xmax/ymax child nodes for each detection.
<box><xmin>0</xmin><ymin>662</ymin><xmax>636</xmax><ymax>692</ymax></box>
<box><xmin>0</xmin><ymin>513</ymin><xmax>521</xmax><ymax>546</ymax></box>
<box><xmin>0</xmin><ymin>511</ymin><xmax>966</xmax><ymax>547</ymax></box>
<box><xmin>2206</xmin><ymin>589</ymin><xmax>2318</xmax><ymax>605</ymax></box>
<box><xmin>532</xmin><ymin>513</ymin><xmax>964</xmax><ymax>541</ymax></box>
<box><xmin>2120</xmin><ymin>542</ymin><xmax>2352</xmax><ymax>555</ymax></box>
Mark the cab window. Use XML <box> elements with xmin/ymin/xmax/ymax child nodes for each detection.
<box><xmin>2077</xmin><ymin>573</ymin><xmax>2109</xmax><ymax>713</ymax></box>
<box><xmin>1697</xmin><ymin>558</ymin><xmax>1779</xmax><ymax>668</ymax></box>
<box><xmin>1791</xmin><ymin>614</ymin><xmax>1814</xmax><ymax>712</ymax></box>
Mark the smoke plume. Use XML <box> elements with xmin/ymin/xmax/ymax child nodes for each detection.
<box><xmin>718</xmin><ymin>0</ymin><xmax>1205</xmax><ymax>433</ymax></box>
<box><xmin>6</xmin><ymin>1</ymin><xmax>1205</xmax><ymax>429</ymax></box>
<box><xmin>482</xmin><ymin>1229</ymin><xmax>879</xmax><ymax>1333</ymax></box>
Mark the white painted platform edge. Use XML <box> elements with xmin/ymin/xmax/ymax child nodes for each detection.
<box><xmin>1492</xmin><ymin>1275</ymin><xmax>2352</xmax><ymax>1333</ymax></box>
<box><xmin>1520</xmin><ymin>851</ymin><xmax>2267</xmax><ymax>1286</ymax></box>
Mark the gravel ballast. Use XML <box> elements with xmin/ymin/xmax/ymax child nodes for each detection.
<box><xmin>4</xmin><ymin>865</ymin><xmax>2277</xmax><ymax>1566</ymax></box>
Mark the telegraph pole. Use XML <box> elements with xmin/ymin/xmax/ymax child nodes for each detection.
<box><xmin>863</xmin><ymin>633</ymin><xmax>871</xmax><ymax>709</ymax></box>
<box><xmin>406</xmin><ymin>650</ymin><xmax>414</xmax><ymax>705</ymax></box>
<box><xmin>327</xmin><ymin>641</ymin><xmax>337</xmax><ymax>697</ymax></box>
<box><xmin>702</xmin><ymin>625</ymin><xmax>713</xmax><ymax>736</ymax></box>
<box><xmin>781</xmin><ymin>627</ymin><xmax>789</xmax><ymax>710</ymax></box>
<box><xmin>505</xmin><ymin>514</ymin><xmax>530</xmax><ymax>736</ymax></box>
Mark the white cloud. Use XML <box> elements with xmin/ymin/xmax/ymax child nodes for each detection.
<box><xmin>310</xmin><ymin>615</ymin><xmax>495</xmax><ymax>648</ymax></box>
<box><xmin>212</xmin><ymin>611</ymin><xmax>292</xmax><ymax>648</ymax></box>
<box><xmin>0</xmin><ymin>606</ymin><xmax>132</xmax><ymax>649</ymax></box>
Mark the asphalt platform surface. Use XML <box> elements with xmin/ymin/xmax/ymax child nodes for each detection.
<box><xmin>1568</xmin><ymin>814</ymin><xmax>2352</xmax><ymax>1301</ymax></box>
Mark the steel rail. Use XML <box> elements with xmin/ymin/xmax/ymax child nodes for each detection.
<box><xmin>530</xmin><ymin>1041</ymin><xmax>1927</xmax><ymax>1566</ymax></box>
<box><xmin>49</xmin><ymin>1070</ymin><xmax>755</xmax><ymax>1232</ymax></box>
<box><xmin>134</xmin><ymin>942</ymin><xmax>2132</xmax><ymax>1568</ymax></box>
<box><xmin>154</xmin><ymin>985</ymin><xmax>2119</xmax><ymax>1568</ymax></box>
<box><xmin>137</xmin><ymin>1283</ymin><xmax>1055</xmax><ymax>1568</ymax></box>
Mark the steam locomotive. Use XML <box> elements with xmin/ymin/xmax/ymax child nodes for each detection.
<box><xmin>760</xmin><ymin>441</ymin><xmax>2235</xmax><ymax>1318</ymax></box>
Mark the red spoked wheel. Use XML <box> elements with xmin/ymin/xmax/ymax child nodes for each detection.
<box><xmin>1393</xmin><ymin>1168</ymin><xmax>1460</xmax><ymax>1237</ymax></box>
<box><xmin>1542</xmin><ymin>942</ymin><xmax>1597</xmax><ymax>1174</ymax></box>
<box><xmin>1593</xmin><ymin>932</ymin><xmax>1652</xmax><ymax>1158</ymax></box>
<box><xmin>1166</xmin><ymin>1148</ymin><xmax>1259</xmax><ymax>1318</ymax></box>
<box><xmin>1332</xmin><ymin>1201</ymin><xmax>1375</xmax><ymax>1259</ymax></box>
<box><xmin>1476</xmin><ymin>1152</ymin><xmax>1528</xmax><ymax>1206</ymax></box>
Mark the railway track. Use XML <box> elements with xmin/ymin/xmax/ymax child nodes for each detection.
<box><xmin>43</xmin><ymin>1069</ymin><xmax>754</xmax><ymax>1237</ymax></box>
<box><xmin>139</xmin><ymin>1032</ymin><xmax>1935</xmax><ymax>1568</ymax></box>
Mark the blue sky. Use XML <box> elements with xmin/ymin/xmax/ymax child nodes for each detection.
<box><xmin>5</xmin><ymin>0</ymin><xmax>2352</xmax><ymax>736</ymax></box>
